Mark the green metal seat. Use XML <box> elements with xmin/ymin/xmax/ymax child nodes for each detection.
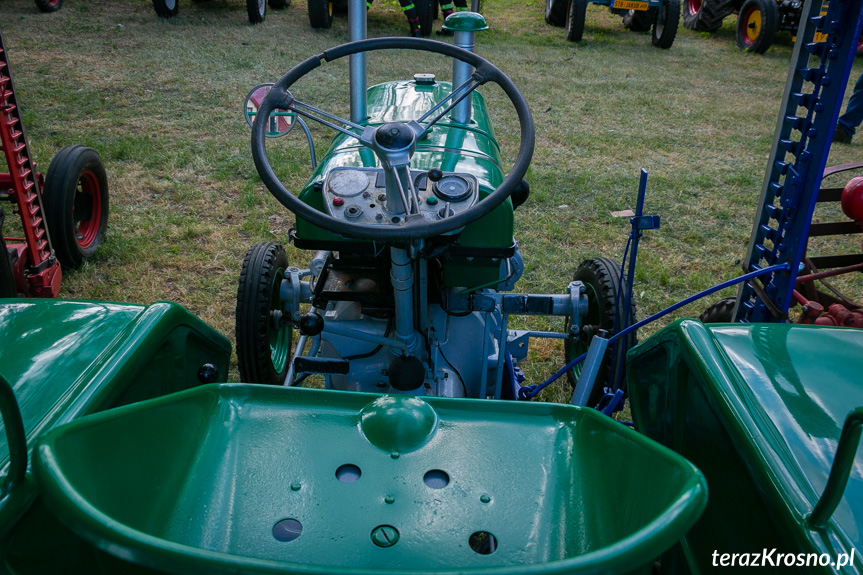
<box><xmin>32</xmin><ymin>384</ymin><xmax>706</xmax><ymax>574</ymax></box>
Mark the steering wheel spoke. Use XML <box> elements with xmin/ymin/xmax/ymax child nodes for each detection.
<box><xmin>416</xmin><ymin>75</ymin><xmax>484</xmax><ymax>135</ymax></box>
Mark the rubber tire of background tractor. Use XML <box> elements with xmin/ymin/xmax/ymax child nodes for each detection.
<box><xmin>34</xmin><ymin>0</ymin><xmax>62</xmax><ymax>12</ymax></box>
<box><xmin>622</xmin><ymin>9</ymin><xmax>652</xmax><ymax>31</ymax></box>
<box><xmin>0</xmin><ymin>236</ymin><xmax>15</xmax><ymax>299</ymax></box>
<box><xmin>546</xmin><ymin>0</ymin><xmax>566</xmax><ymax>27</ymax></box>
<box><xmin>269</xmin><ymin>0</ymin><xmax>290</xmax><ymax>8</ymax></box>
<box><xmin>735</xmin><ymin>0</ymin><xmax>778</xmax><ymax>54</ymax></box>
<box><xmin>152</xmin><ymin>0</ymin><xmax>179</xmax><ymax>18</ymax></box>
<box><xmin>651</xmin><ymin>0</ymin><xmax>679</xmax><ymax>48</ymax></box>
<box><xmin>248</xmin><ymin>0</ymin><xmax>266</xmax><ymax>23</ymax></box>
<box><xmin>308</xmin><ymin>0</ymin><xmax>334</xmax><ymax>28</ymax></box>
<box><xmin>42</xmin><ymin>145</ymin><xmax>109</xmax><ymax>271</ymax></box>
<box><xmin>237</xmin><ymin>242</ymin><xmax>293</xmax><ymax>386</ymax></box>
<box><xmin>682</xmin><ymin>0</ymin><xmax>732</xmax><ymax>32</ymax></box>
<box><xmin>564</xmin><ymin>258</ymin><xmax>637</xmax><ymax>408</ymax></box>
<box><xmin>417</xmin><ymin>0</ymin><xmax>434</xmax><ymax>36</ymax></box>
<box><xmin>565</xmin><ymin>0</ymin><xmax>587</xmax><ymax>42</ymax></box>
<box><xmin>699</xmin><ymin>297</ymin><xmax>736</xmax><ymax>323</ymax></box>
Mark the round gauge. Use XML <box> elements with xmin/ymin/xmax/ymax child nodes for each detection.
<box><xmin>433</xmin><ymin>175</ymin><xmax>471</xmax><ymax>202</ymax></box>
<box><xmin>328</xmin><ymin>170</ymin><xmax>369</xmax><ymax>197</ymax></box>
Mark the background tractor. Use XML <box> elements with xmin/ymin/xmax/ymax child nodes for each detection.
<box><xmin>545</xmin><ymin>0</ymin><xmax>679</xmax><ymax>48</ymax></box>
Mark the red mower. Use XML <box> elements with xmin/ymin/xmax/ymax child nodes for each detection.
<box><xmin>0</xmin><ymin>28</ymin><xmax>108</xmax><ymax>298</ymax></box>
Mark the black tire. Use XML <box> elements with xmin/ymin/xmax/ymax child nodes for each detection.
<box><xmin>564</xmin><ymin>0</ymin><xmax>587</xmax><ymax>42</ymax></box>
<box><xmin>34</xmin><ymin>0</ymin><xmax>62</xmax><ymax>12</ymax></box>
<box><xmin>699</xmin><ymin>298</ymin><xmax>736</xmax><ymax>323</ymax></box>
<box><xmin>564</xmin><ymin>258</ymin><xmax>637</xmax><ymax>407</ymax></box>
<box><xmin>682</xmin><ymin>0</ymin><xmax>732</xmax><ymax>32</ymax></box>
<box><xmin>416</xmin><ymin>0</ymin><xmax>434</xmax><ymax>36</ymax></box>
<box><xmin>152</xmin><ymin>0</ymin><xmax>179</xmax><ymax>17</ymax></box>
<box><xmin>735</xmin><ymin>0</ymin><xmax>777</xmax><ymax>53</ymax></box>
<box><xmin>651</xmin><ymin>0</ymin><xmax>679</xmax><ymax>48</ymax></box>
<box><xmin>622</xmin><ymin>8</ymin><xmax>652</xmax><ymax>31</ymax></box>
<box><xmin>0</xmin><ymin>210</ymin><xmax>16</xmax><ymax>298</ymax></box>
<box><xmin>248</xmin><ymin>0</ymin><xmax>266</xmax><ymax>23</ymax></box>
<box><xmin>236</xmin><ymin>242</ymin><xmax>293</xmax><ymax>386</ymax></box>
<box><xmin>269</xmin><ymin>0</ymin><xmax>290</xmax><ymax>8</ymax></box>
<box><xmin>42</xmin><ymin>145</ymin><xmax>109</xmax><ymax>270</ymax></box>
<box><xmin>546</xmin><ymin>0</ymin><xmax>567</xmax><ymax>26</ymax></box>
<box><xmin>308</xmin><ymin>0</ymin><xmax>334</xmax><ymax>28</ymax></box>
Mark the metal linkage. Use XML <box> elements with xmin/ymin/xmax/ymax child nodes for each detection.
<box><xmin>735</xmin><ymin>0</ymin><xmax>863</xmax><ymax>321</ymax></box>
<box><xmin>0</xmin><ymin>31</ymin><xmax>60</xmax><ymax>297</ymax></box>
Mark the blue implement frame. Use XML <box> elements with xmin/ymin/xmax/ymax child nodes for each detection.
<box><xmin>735</xmin><ymin>0</ymin><xmax>863</xmax><ymax>322</ymax></box>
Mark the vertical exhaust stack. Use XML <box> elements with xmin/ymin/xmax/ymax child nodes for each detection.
<box><xmin>443</xmin><ymin>12</ymin><xmax>488</xmax><ymax>125</ymax></box>
<box><xmin>349</xmin><ymin>0</ymin><xmax>368</xmax><ymax>123</ymax></box>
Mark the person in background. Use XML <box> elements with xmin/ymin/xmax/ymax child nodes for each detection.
<box><xmin>367</xmin><ymin>0</ymin><xmax>426</xmax><ymax>37</ymax></box>
<box><xmin>436</xmin><ymin>0</ymin><xmax>468</xmax><ymax>35</ymax></box>
<box><xmin>835</xmin><ymin>71</ymin><xmax>863</xmax><ymax>144</ymax></box>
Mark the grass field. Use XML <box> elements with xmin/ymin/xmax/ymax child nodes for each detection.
<box><xmin>1</xmin><ymin>0</ymin><xmax>861</xmax><ymax>400</ymax></box>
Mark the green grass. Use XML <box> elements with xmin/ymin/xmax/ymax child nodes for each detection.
<box><xmin>1</xmin><ymin>0</ymin><xmax>861</xmax><ymax>402</ymax></box>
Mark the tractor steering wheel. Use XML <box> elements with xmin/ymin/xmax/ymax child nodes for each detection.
<box><xmin>251</xmin><ymin>37</ymin><xmax>535</xmax><ymax>242</ymax></box>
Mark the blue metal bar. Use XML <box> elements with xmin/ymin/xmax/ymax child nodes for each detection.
<box><xmin>736</xmin><ymin>0</ymin><xmax>863</xmax><ymax>322</ymax></box>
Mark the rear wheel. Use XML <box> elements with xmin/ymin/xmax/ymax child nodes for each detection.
<box><xmin>248</xmin><ymin>0</ymin><xmax>266</xmax><ymax>23</ymax></box>
<box><xmin>682</xmin><ymin>0</ymin><xmax>730</xmax><ymax>31</ymax></box>
<box><xmin>735</xmin><ymin>0</ymin><xmax>778</xmax><ymax>53</ymax></box>
<box><xmin>699</xmin><ymin>298</ymin><xmax>736</xmax><ymax>323</ymax></box>
<box><xmin>564</xmin><ymin>258</ymin><xmax>637</xmax><ymax>407</ymax></box>
<box><xmin>237</xmin><ymin>242</ymin><xmax>292</xmax><ymax>386</ymax></box>
<box><xmin>651</xmin><ymin>0</ymin><xmax>679</xmax><ymax>48</ymax></box>
<box><xmin>546</xmin><ymin>0</ymin><xmax>566</xmax><ymax>26</ymax></box>
<box><xmin>308</xmin><ymin>0</ymin><xmax>334</xmax><ymax>27</ymax></box>
<box><xmin>564</xmin><ymin>0</ymin><xmax>587</xmax><ymax>42</ymax></box>
<box><xmin>42</xmin><ymin>145</ymin><xmax>109</xmax><ymax>270</ymax></box>
<box><xmin>34</xmin><ymin>0</ymin><xmax>62</xmax><ymax>11</ymax></box>
<box><xmin>152</xmin><ymin>0</ymin><xmax>179</xmax><ymax>17</ymax></box>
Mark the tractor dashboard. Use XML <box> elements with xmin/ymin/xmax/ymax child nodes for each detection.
<box><xmin>322</xmin><ymin>167</ymin><xmax>479</xmax><ymax>227</ymax></box>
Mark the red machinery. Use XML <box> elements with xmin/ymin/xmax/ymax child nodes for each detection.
<box><xmin>0</xmin><ymin>28</ymin><xmax>108</xmax><ymax>298</ymax></box>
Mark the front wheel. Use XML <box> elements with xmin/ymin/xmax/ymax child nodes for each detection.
<box><xmin>565</xmin><ymin>0</ymin><xmax>587</xmax><ymax>42</ymax></box>
<box><xmin>236</xmin><ymin>242</ymin><xmax>292</xmax><ymax>386</ymax></box>
<box><xmin>651</xmin><ymin>0</ymin><xmax>679</xmax><ymax>48</ymax></box>
<box><xmin>42</xmin><ymin>145</ymin><xmax>109</xmax><ymax>270</ymax></box>
<box><xmin>308</xmin><ymin>0</ymin><xmax>334</xmax><ymax>28</ymax></box>
<box><xmin>0</xmin><ymin>226</ymin><xmax>16</xmax><ymax>298</ymax></box>
<box><xmin>564</xmin><ymin>258</ymin><xmax>637</xmax><ymax>407</ymax></box>
<box><xmin>735</xmin><ymin>0</ymin><xmax>777</xmax><ymax>53</ymax></box>
<box><xmin>546</xmin><ymin>0</ymin><xmax>566</xmax><ymax>26</ymax></box>
<box><xmin>622</xmin><ymin>8</ymin><xmax>652</xmax><ymax>31</ymax></box>
<box><xmin>248</xmin><ymin>0</ymin><xmax>266</xmax><ymax>23</ymax></box>
<box><xmin>152</xmin><ymin>0</ymin><xmax>179</xmax><ymax>17</ymax></box>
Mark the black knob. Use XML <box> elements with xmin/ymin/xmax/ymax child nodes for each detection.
<box><xmin>299</xmin><ymin>312</ymin><xmax>325</xmax><ymax>336</ymax></box>
<box><xmin>197</xmin><ymin>363</ymin><xmax>220</xmax><ymax>384</ymax></box>
<box><xmin>428</xmin><ymin>168</ymin><xmax>443</xmax><ymax>182</ymax></box>
<box><xmin>375</xmin><ymin>122</ymin><xmax>413</xmax><ymax>150</ymax></box>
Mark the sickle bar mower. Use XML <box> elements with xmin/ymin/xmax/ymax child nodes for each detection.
<box><xmin>0</xmin><ymin>33</ymin><xmax>59</xmax><ymax>297</ymax></box>
<box><xmin>0</xmin><ymin>27</ymin><xmax>108</xmax><ymax>298</ymax></box>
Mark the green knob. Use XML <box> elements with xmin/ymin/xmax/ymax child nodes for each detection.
<box><xmin>442</xmin><ymin>11</ymin><xmax>489</xmax><ymax>32</ymax></box>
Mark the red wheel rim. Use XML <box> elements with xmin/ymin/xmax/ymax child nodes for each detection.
<box><xmin>74</xmin><ymin>170</ymin><xmax>102</xmax><ymax>249</ymax></box>
<box><xmin>741</xmin><ymin>6</ymin><xmax>761</xmax><ymax>45</ymax></box>
<box><xmin>687</xmin><ymin>0</ymin><xmax>701</xmax><ymax>15</ymax></box>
